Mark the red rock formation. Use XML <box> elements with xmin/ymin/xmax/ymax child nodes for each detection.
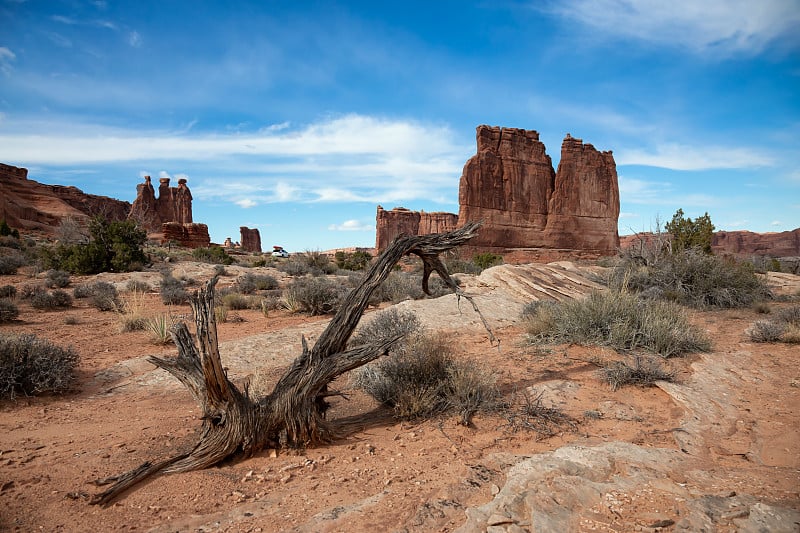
<box><xmin>0</xmin><ymin>163</ymin><xmax>130</xmax><ymax>234</ymax></box>
<box><xmin>240</xmin><ymin>226</ymin><xmax>262</xmax><ymax>253</ymax></box>
<box><xmin>161</xmin><ymin>222</ymin><xmax>210</xmax><ymax>249</ymax></box>
<box><xmin>712</xmin><ymin>229</ymin><xmax>800</xmax><ymax>257</ymax></box>
<box><xmin>456</xmin><ymin>127</ymin><xmax>619</xmax><ymax>256</ymax></box>
<box><xmin>129</xmin><ymin>176</ymin><xmax>193</xmax><ymax>232</ymax></box>
<box><xmin>375</xmin><ymin>206</ymin><xmax>458</xmax><ymax>250</ymax></box>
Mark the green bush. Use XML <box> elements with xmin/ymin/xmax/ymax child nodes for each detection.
<box><xmin>43</xmin><ymin>217</ymin><xmax>147</xmax><ymax>274</ymax></box>
<box><xmin>446</xmin><ymin>259</ymin><xmax>482</xmax><ymax>275</ymax></box>
<box><xmin>473</xmin><ymin>252</ymin><xmax>503</xmax><ymax>271</ymax></box>
<box><xmin>0</xmin><ymin>219</ymin><xmax>20</xmax><ymax>239</ymax></box>
<box><xmin>159</xmin><ymin>274</ymin><xmax>189</xmax><ymax>305</ymax></box>
<box><xmin>665</xmin><ymin>208</ymin><xmax>715</xmax><ymax>254</ymax></box>
<box><xmin>192</xmin><ymin>245</ymin><xmax>234</xmax><ymax>265</ymax></box>
<box><xmin>0</xmin><ymin>285</ymin><xmax>16</xmax><ymax>298</ymax></box>
<box><xmin>45</xmin><ymin>269</ymin><xmax>71</xmax><ymax>288</ymax></box>
<box><xmin>281</xmin><ymin>277</ymin><xmax>344</xmax><ymax>315</ymax></box>
<box><xmin>31</xmin><ymin>290</ymin><xmax>72</xmax><ymax>310</ymax></box>
<box><xmin>0</xmin><ymin>299</ymin><xmax>19</xmax><ymax>322</ymax></box>
<box><xmin>524</xmin><ymin>289</ymin><xmax>711</xmax><ymax>357</ymax></box>
<box><xmin>0</xmin><ymin>333</ymin><xmax>80</xmax><ymax>399</ymax></box>
<box><xmin>334</xmin><ymin>250</ymin><xmax>372</xmax><ymax>271</ymax></box>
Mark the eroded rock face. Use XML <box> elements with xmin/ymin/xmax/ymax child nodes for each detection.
<box><xmin>457</xmin><ymin>126</ymin><xmax>619</xmax><ymax>256</ymax></box>
<box><xmin>712</xmin><ymin>229</ymin><xmax>800</xmax><ymax>257</ymax></box>
<box><xmin>375</xmin><ymin>206</ymin><xmax>458</xmax><ymax>250</ymax></box>
<box><xmin>129</xmin><ymin>176</ymin><xmax>193</xmax><ymax>233</ymax></box>
<box><xmin>0</xmin><ymin>163</ymin><xmax>130</xmax><ymax>234</ymax></box>
<box><xmin>240</xmin><ymin>226</ymin><xmax>262</xmax><ymax>253</ymax></box>
<box><xmin>161</xmin><ymin>222</ymin><xmax>210</xmax><ymax>249</ymax></box>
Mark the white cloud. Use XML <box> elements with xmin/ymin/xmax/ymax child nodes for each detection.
<box><xmin>770</xmin><ymin>220</ymin><xmax>783</xmax><ymax>227</ymax></box>
<box><xmin>547</xmin><ymin>0</ymin><xmax>800</xmax><ymax>55</ymax></box>
<box><xmin>618</xmin><ymin>143</ymin><xmax>772</xmax><ymax>170</ymax></box>
<box><xmin>328</xmin><ymin>219</ymin><xmax>374</xmax><ymax>232</ymax></box>
<box><xmin>236</xmin><ymin>199</ymin><xmax>257</xmax><ymax>208</ymax></box>
<box><xmin>128</xmin><ymin>31</ymin><xmax>142</xmax><ymax>47</ymax></box>
<box><xmin>0</xmin><ymin>47</ymin><xmax>15</xmax><ymax>76</ymax></box>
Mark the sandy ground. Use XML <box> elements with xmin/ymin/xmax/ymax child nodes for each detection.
<box><xmin>1</xmin><ymin>264</ymin><xmax>798</xmax><ymax>532</ymax></box>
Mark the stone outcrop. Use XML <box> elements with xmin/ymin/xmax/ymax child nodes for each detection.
<box><xmin>0</xmin><ymin>163</ymin><xmax>130</xmax><ymax>234</ymax></box>
<box><xmin>712</xmin><ymin>229</ymin><xmax>800</xmax><ymax>257</ymax></box>
<box><xmin>374</xmin><ymin>126</ymin><xmax>620</xmax><ymax>259</ymax></box>
<box><xmin>375</xmin><ymin>206</ymin><xmax>458</xmax><ymax>251</ymax></box>
<box><xmin>129</xmin><ymin>176</ymin><xmax>193</xmax><ymax>233</ymax></box>
<box><xmin>239</xmin><ymin>226</ymin><xmax>262</xmax><ymax>253</ymax></box>
<box><xmin>161</xmin><ymin>222</ymin><xmax>210</xmax><ymax>249</ymax></box>
<box><xmin>457</xmin><ymin>126</ymin><xmax>619</xmax><ymax>256</ymax></box>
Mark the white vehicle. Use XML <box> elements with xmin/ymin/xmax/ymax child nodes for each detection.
<box><xmin>271</xmin><ymin>247</ymin><xmax>289</xmax><ymax>258</ymax></box>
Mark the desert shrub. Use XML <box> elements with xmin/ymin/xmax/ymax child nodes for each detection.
<box><xmin>601</xmin><ymin>354</ymin><xmax>676</xmax><ymax>391</ymax></box>
<box><xmin>44</xmin><ymin>269</ymin><xmax>71</xmax><ymax>288</ymax></box>
<box><xmin>446</xmin><ymin>259</ymin><xmax>482</xmax><ymax>275</ymax></box>
<box><xmin>300</xmin><ymin>250</ymin><xmax>337</xmax><ymax>275</ymax></box>
<box><xmin>0</xmin><ymin>333</ymin><xmax>79</xmax><ymax>399</ymax></box>
<box><xmin>0</xmin><ymin>254</ymin><xmax>24</xmax><ymax>275</ymax></box>
<box><xmin>775</xmin><ymin>305</ymin><xmax>800</xmax><ymax>326</ymax></box>
<box><xmin>43</xmin><ymin>216</ymin><xmax>147</xmax><ymax>274</ymax></box>
<box><xmin>0</xmin><ymin>299</ymin><xmax>19</xmax><ymax>322</ymax></box>
<box><xmin>159</xmin><ymin>274</ymin><xmax>189</xmax><ymax>305</ymax></box>
<box><xmin>126</xmin><ymin>279</ymin><xmax>152</xmax><ymax>293</ymax></box>
<box><xmin>116</xmin><ymin>290</ymin><xmax>149</xmax><ymax>331</ymax></box>
<box><xmin>236</xmin><ymin>273</ymin><xmax>279</xmax><ymax>294</ymax></box>
<box><xmin>31</xmin><ymin>290</ymin><xmax>72</xmax><ymax>310</ymax></box>
<box><xmin>334</xmin><ymin>250</ymin><xmax>372</xmax><ymax>271</ymax></box>
<box><xmin>665</xmin><ymin>209</ymin><xmax>715</xmax><ymax>254</ymax></box>
<box><xmin>607</xmin><ymin>248</ymin><xmax>770</xmax><ymax>309</ymax></box>
<box><xmin>502</xmin><ymin>390</ymin><xmax>575</xmax><ymax>437</ymax></box>
<box><xmin>351</xmin><ymin>308</ymin><xmax>422</xmax><ymax>348</ymax></box>
<box><xmin>146</xmin><ymin>315</ymin><xmax>174</xmax><ymax>345</ymax></box>
<box><xmin>521</xmin><ymin>300</ymin><xmax>559</xmax><ymax>338</ymax></box>
<box><xmin>473</xmin><ymin>252</ymin><xmax>503</xmax><ymax>271</ymax></box>
<box><xmin>277</xmin><ymin>259</ymin><xmax>311</xmax><ymax>277</ymax></box>
<box><xmin>192</xmin><ymin>245</ymin><xmax>234</xmax><ymax>265</ymax></box>
<box><xmin>524</xmin><ymin>289</ymin><xmax>711</xmax><ymax>357</ymax></box>
<box><xmin>19</xmin><ymin>283</ymin><xmax>45</xmax><ymax>299</ymax></box>
<box><xmin>352</xmin><ymin>332</ymin><xmax>498</xmax><ymax>422</ymax></box>
<box><xmin>83</xmin><ymin>281</ymin><xmax>119</xmax><ymax>311</ymax></box>
<box><xmin>281</xmin><ymin>277</ymin><xmax>344</xmax><ymax>315</ymax></box>
<box><xmin>746</xmin><ymin>305</ymin><xmax>800</xmax><ymax>343</ymax></box>
<box><xmin>0</xmin><ymin>285</ymin><xmax>16</xmax><ymax>298</ymax></box>
<box><xmin>0</xmin><ymin>219</ymin><xmax>20</xmax><ymax>239</ymax></box>
<box><xmin>221</xmin><ymin>292</ymin><xmax>250</xmax><ymax>310</ymax></box>
<box><xmin>55</xmin><ymin>215</ymin><xmax>87</xmax><ymax>244</ymax></box>
<box><xmin>753</xmin><ymin>302</ymin><xmax>771</xmax><ymax>314</ymax></box>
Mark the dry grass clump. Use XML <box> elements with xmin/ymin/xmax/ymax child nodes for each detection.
<box><xmin>501</xmin><ymin>390</ymin><xmax>576</xmax><ymax>439</ymax></box>
<box><xmin>747</xmin><ymin>305</ymin><xmax>800</xmax><ymax>344</ymax></box>
<box><xmin>600</xmin><ymin>354</ymin><xmax>676</xmax><ymax>391</ymax></box>
<box><xmin>0</xmin><ymin>333</ymin><xmax>80</xmax><ymax>399</ymax></box>
<box><xmin>524</xmin><ymin>289</ymin><xmax>711</xmax><ymax>358</ymax></box>
<box><xmin>126</xmin><ymin>279</ymin><xmax>152</xmax><ymax>293</ymax></box>
<box><xmin>116</xmin><ymin>290</ymin><xmax>149</xmax><ymax>332</ymax></box>
<box><xmin>352</xmin><ymin>330</ymin><xmax>499</xmax><ymax>424</ymax></box>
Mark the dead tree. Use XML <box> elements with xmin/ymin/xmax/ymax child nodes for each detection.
<box><xmin>90</xmin><ymin>222</ymin><xmax>483</xmax><ymax>505</ymax></box>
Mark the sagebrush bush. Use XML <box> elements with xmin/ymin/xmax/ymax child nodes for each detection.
<box><xmin>126</xmin><ymin>279</ymin><xmax>151</xmax><ymax>293</ymax></box>
<box><xmin>608</xmin><ymin>248</ymin><xmax>770</xmax><ymax>308</ymax></box>
<box><xmin>282</xmin><ymin>277</ymin><xmax>344</xmax><ymax>315</ymax></box>
<box><xmin>524</xmin><ymin>289</ymin><xmax>711</xmax><ymax>357</ymax></box>
<box><xmin>351</xmin><ymin>308</ymin><xmax>422</xmax><ymax>348</ymax></box>
<box><xmin>44</xmin><ymin>269</ymin><xmax>71</xmax><ymax>288</ymax></box>
<box><xmin>601</xmin><ymin>354</ymin><xmax>675</xmax><ymax>391</ymax></box>
<box><xmin>31</xmin><ymin>289</ymin><xmax>72</xmax><ymax>310</ymax></box>
<box><xmin>0</xmin><ymin>333</ymin><xmax>80</xmax><ymax>399</ymax></box>
<box><xmin>236</xmin><ymin>273</ymin><xmax>279</xmax><ymax>294</ymax></box>
<box><xmin>0</xmin><ymin>254</ymin><xmax>24</xmax><ymax>275</ymax></box>
<box><xmin>352</xmin><ymin>332</ymin><xmax>499</xmax><ymax>423</ymax></box>
<box><xmin>72</xmin><ymin>283</ymin><xmax>93</xmax><ymax>299</ymax></box>
<box><xmin>221</xmin><ymin>292</ymin><xmax>250</xmax><ymax>310</ymax></box>
<box><xmin>746</xmin><ymin>305</ymin><xmax>800</xmax><ymax>343</ymax></box>
<box><xmin>334</xmin><ymin>250</ymin><xmax>372</xmax><ymax>271</ymax></box>
<box><xmin>192</xmin><ymin>245</ymin><xmax>234</xmax><ymax>265</ymax></box>
<box><xmin>0</xmin><ymin>285</ymin><xmax>16</xmax><ymax>298</ymax></box>
<box><xmin>0</xmin><ymin>299</ymin><xmax>20</xmax><ymax>322</ymax></box>
<box><xmin>19</xmin><ymin>284</ymin><xmax>45</xmax><ymax>299</ymax></box>
<box><xmin>85</xmin><ymin>281</ymin><xmax>119</xmax><ymax>311</ymax></box>
<box><xmin>277</xmin><ymin>259</ymin><xmax>311</xmax><ymax>277</ymax></box>
<box><xmin>160</xmin><ymin>274</ymin><xmax>189</xmax><ymax>305</ymax></box>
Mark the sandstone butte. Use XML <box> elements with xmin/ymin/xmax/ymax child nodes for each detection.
<box><xmin>0</xmin><ymin>163</ymin><xmax>210</xmax><ymax>248</ymax></box>
<box><xmin>375</xmin><ymin>125</ymin><xmax>621</xmax><ymax>262</ymax></box>
<box><xmin>239</xmin><ymin>226</ymin><xmax>262</xmax><ymax>253</ymax></box>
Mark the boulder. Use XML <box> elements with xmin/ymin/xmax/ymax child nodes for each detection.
<box><xmin>240</xmin><ymin>226</ymin><xmax>262</xmax><ymax>253</ymax></box>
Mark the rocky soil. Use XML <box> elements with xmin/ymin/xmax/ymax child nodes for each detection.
<box><xmin>1</xmin><ymin>262</ymin><xmax>798</xmax><ymax>532</ymax></box>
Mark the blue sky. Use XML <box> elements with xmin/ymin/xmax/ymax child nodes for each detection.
<box><xmin>1</xmin><ymin>0</ymin><xmax>798</xmax><ymax>252</ymax></box>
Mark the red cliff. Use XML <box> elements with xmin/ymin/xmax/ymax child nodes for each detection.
<box><xmin>375</xmin><ymin>206</ymin><xmax>458</xmax><ymax>250</ymax></box>
<box><xmin>240</xmin><ymin>226</ymin><xmax>262</xmax><ymax>253</ymax></box>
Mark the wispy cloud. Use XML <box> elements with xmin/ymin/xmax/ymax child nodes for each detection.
<box><xmin>328</xmin><ymin>219</ymin><xmax>375</xmax><ymax>232</ymax></box>
<box><xmin>128</xmin><ymin>31</ymin><xmax>142</xmax><ymax>47</ymax></box>
<box><xmin>0</xmin><ymin>47</ymin><xmax>15</xmax><ymax>76</ymax></box>
<box><xmin>546</xmin><ymin>0</ymin><xmax>800</xmax><ymax>55</ymax></box>
<box><xmin>618</xmin><ymin>143</ymin><xmax>772</xmax><ymax>170</ymax></box>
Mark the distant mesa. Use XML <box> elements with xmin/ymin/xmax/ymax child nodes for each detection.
<box><xmin>375</xmin><ymin>125</ymin><xmax>621</xmax><ymax>262</ymax></box>
<box><xmin>619</xmin><ymin>229</ymin><xmax>800</xmax><ymax>258</ymax></box>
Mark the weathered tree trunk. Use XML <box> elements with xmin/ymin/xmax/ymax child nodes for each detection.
<box><xmin>90</xmin><ymin>223</ymin><xmax>483</xmax><ymax>505</ymax></box>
